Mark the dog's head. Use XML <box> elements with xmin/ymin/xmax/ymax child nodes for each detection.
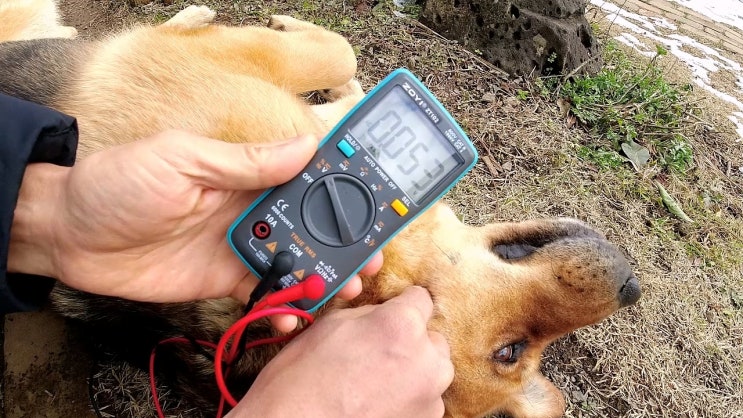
<box><xmin>345</xmin><ymin>203</ymin><xmax>640</xmax><ymax>418</ymax></box>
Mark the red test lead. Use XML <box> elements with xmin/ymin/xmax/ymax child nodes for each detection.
<box><xmin>214</xmin><ymin>277</ymin><xmax>327</xmax><ymax>408</ymax></box>
<box><xmin>264</xmin><ymin>274</ymin><xmax>326</xmax><ymax>307</ymax></box>
<box><xmin>150</xmin><ymin>276</ymin><xmax>327</xmax><ymax>418</ymax></box>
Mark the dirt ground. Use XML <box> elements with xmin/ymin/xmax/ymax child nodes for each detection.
<box><xmin>3</xmin><ymin>311</ymin><xmax>92</xmax><ymax>418</ymax></box>
<box><xmin>2</xmin><ymin>0</ymin><xmax>742</xmax><ymax>417</ymax></box>
<box><xmin>57</xmin><ymin>0</ymin><xmax>130</xmax><ymax>38</ymax></box>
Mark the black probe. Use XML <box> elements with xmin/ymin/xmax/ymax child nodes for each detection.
<box><xmin>242</xmin><ymin>251</ymin><xmax>295</xmax><ymax>314</ymax></box>
<box><xmin>232</xmin><ymin>251</ymin><xmax>295</xmax><ymax>366</ymax></box>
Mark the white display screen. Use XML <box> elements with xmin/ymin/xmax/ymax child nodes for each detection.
<box><xmin>348</xmin><ymin>86</ymin><xmax>461</xmax><ymax>203</ymax></box>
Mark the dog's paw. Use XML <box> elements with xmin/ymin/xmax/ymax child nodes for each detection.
<box><xmin>267</xmin><ymin>15</ymin><xmax>319</xmax><ymax>32</ymax></box>
<box><xmin>319</xmin><ymin>79</ymin><xmax>365</xmax><ymax>102</ymax></box>
<box><xmin>164</xmin><ymin>5</ymin><xmax>216</xmax><ymax>29</ymax></box>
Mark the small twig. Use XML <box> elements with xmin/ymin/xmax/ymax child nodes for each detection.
<box><xmin>481</xmin><ymin>155</ymin><xmax>502</xmax><ymax>178</ymax></box>
<box><xmin>405</xmin><ymin>16</ymin><xmax>448</xmax><ymax>41</ymax></box>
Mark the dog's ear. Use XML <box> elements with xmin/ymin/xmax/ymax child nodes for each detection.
<box><xmin>504</xmin><ymin>373</ymin><xmax>566</xmax><ymax>418</ymax></box>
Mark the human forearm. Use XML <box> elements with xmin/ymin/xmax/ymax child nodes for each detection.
<box><xmin>7</xmin><ymin>163</ymin><xmax>68</xmax><ymax>278</ymax></box>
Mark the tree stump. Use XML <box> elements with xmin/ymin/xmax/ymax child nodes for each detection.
<box><xmin>420</xmin><ymin>0</ymin><xmax>602</xmax><ymax>76</ymax></box>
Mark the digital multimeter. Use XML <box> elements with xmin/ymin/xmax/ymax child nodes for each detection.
<box><xmin>228</xmin><ymin>68</ymin><xmax>478</xmax><ymax>312</ymax></box>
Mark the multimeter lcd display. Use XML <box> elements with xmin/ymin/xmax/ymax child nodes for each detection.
<box><xmin>349</xmin><ymin>86</ymin><xmax>463</xmax><ymax>203</ymax></box>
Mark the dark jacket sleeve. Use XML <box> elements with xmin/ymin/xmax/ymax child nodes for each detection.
<box><xmin>0</xmin><ymin>93</ymin><xmax>78</xmax><ymax>315</ymax></box>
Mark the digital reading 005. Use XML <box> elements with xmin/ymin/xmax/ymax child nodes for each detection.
<box><xmin>349</xmin><ymin>86</ymin><xmax>463</xmax><ymax>203</ymax></box>
<box><xmin>228</xmin><ymin>68</ymin><xmax>478</xmax><ymax>312</ymax></box>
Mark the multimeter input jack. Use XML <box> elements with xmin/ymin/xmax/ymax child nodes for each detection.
<box><xmin>252</xmin><ymin>221</ymin><xmax>271</xmax><ymax>239</ymax></box>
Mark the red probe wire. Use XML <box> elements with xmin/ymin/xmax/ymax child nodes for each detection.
<box><xmin>149</xmin><ymin>275</ymin><xmax>326</xmax><ymax>418</ymax></box>
<box><xmin>214</xmin><ymin>306</ymin><xmax>314</xmax><ymax>407</ymax></box>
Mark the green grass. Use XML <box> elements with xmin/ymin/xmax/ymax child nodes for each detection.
<box><xmin>541</xmin><ymin>41</ymin><xmax>696</xmax><ymax>174</ymax></box>
<box><xmin>576</xmin><ymin>144</ymin><xmax>625</xmax><ymax>169</ymax></box>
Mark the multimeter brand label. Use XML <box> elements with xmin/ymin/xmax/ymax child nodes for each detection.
<box><xmin>228</xmin><ymin>68</ymin><xmax>478</xmax><ymax>312</ymax></box>
<box><xmin>401</xmin><ymin>81</ymin><xmax>441</xmax><ymax>124</ymax></box>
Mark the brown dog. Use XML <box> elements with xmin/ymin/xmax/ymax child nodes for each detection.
<box><xmin>0</xmin><ymin>4</ymin><xmax>640</xmax><ymax>417</ymax></box>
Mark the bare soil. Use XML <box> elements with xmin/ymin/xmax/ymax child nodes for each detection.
<box><xmin>3</xmin><ymin>0</ymin><xmax>742</xmax><ymax>417</ymax></box>
<box><xmin>57</xmin><ymin>0</ymin><xmax>129</xmax><ymax>39</ymax></box>
<box><xmin>3</xmin><ymin>311</ymin><xmax>93</xmax><ymax>418</ymax></box>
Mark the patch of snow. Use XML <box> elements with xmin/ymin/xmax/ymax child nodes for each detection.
<box><xmin>614</xmin><ymin>33</ymin><xmax>656</xmax><ymax>57</ymax></box>
<box><xmin>590</xmin><ymin>0</ymin><xmax>743</xmax><ymax>141</ymax></box>
<box><xmin>730</xmin><ymin>112</ymin><xmax>743</xmax><ymax>141</ymax></box>
<box><xmin>668</xmin><ymin>0</ymin><xmax>743</xmax><ymax>32</ymax></box>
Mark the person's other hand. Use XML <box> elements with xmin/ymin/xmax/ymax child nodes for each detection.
<box><xmin>228</xmin><ymin>286</ymin><xmax>454</xmax><ymax>418</ymax></box>
<box><xmin>10</xmin><ymin>130</ymin><xmax>382</xmax><ymax>330</ymax></box>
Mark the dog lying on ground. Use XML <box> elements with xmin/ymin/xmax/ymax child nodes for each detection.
<box><xmin>0</xmin><ymin>2</ymin><xmax>641</xmax><ymax>417</ymax></box>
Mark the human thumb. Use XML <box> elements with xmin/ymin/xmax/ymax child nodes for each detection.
<box><xmin>157</xmin><ymin>131</ymin><xmax>320</xmax><ymax>190</ymax></box>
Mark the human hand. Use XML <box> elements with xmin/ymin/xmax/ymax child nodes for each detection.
<box><xmin>228</xmin><ymin>286</ymin><xmax>454</xmax><ymax>418</ymax></box>
<box><xmin>9</xmin><ymin>130</ymin><xmax>382</xmax><ymax>330</ymax></box>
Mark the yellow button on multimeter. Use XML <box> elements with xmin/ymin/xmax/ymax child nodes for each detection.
<box><xmin>228</xmin><ymin>68</ymin><xmax>478</xmax><ymax>312</ymax></box>
<box><xmin>390</xmin><ymin>199</ymin><xmax>408</xmax><ymax>217</ymax></box>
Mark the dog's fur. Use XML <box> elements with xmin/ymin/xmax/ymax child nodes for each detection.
<box><xmin>0</xmin><ymin>3</ymin><xmax>641</xmax><ymax>417</ymax></box>
<box><xmin>0</xmin><ymin>0</ymin><xmax>77</xmax><ymax>42</ymax></box>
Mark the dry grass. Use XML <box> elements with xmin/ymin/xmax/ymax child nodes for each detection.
<box><xmin>89</xmin><ymin>356</ymin><xmax>198</xmax><ymax>418</ymax></box>
<box><xmin>67</xmin><ymin>0</ymin><xmax>743</xmax><ymax>416</ymax></box>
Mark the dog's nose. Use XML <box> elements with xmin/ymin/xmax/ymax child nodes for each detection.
<box><xmin>619</xmin><ymin>274</ymin><xmax>641</xmax><ymax>307</ymax></box>
<box><xmin>606</xmin><ymin>247</ymin><xmax>641</xmax><ymax>307</ymax></box>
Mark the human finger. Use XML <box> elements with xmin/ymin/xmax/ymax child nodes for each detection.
<box><xmin>430</xmin><ymin>398</ymin><xmax>446</xmax><ymax>418</ymax></box>
<box><xmin>270</xmin><ymin>314</ymin><xmax>299</xmax><ymax>333</ymax></box>
<box><xmin>428</xmin><ymin>331</ymin><xmax>455</xmax><ymax>391</ymax></box>
<box><xmin>230</xmin><ymin>274</ymin><xmax>257</xmax><ymax>303</ymax></box>
<box><xmin>382</xmin><ymin>285</ymin><xmax>434</xmax><ymax>323</ymax></box>
<box><xmin>335</xmin><ymin>276</ymin><xmax>362</xmax><ymax>300</ymax></box>
<box><xmin>333</xmin><ymin>251</ymin><xmax>383</xmax><ymax>300</ymax></box>
<box><xmin>358</xmin><ymin>251</ymin><xmax>383</xmax><ymax>276</ymax></box>
<box><xmin>428</xmin><ymin>330</ymin><xmax>451</xmax><ymax>359</ymax></box>
<box><xmin>150</xmin><ymin>130</ymin><xmax>320</xmax><ymax>191</ymax></box>
<box><xmin>270</xmin><ymin>274</ymin><xmax>363</xmax><ymax>330</ymax></box>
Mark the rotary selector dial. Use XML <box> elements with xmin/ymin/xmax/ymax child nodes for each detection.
<box><xmin>301</xmin><ymin>174</ymin><xmax>375</xmax><ymax>247</ymax></box>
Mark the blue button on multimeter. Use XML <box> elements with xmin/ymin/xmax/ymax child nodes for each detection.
<box><xmin>337</xmin><ymin>139</ymin><xmax>356</xmax><ymax>158</ymax></box>
<box><xmin>228</xmin><ymin>68</ymin><xmax>478</xmax><ymax>312</ymax></box>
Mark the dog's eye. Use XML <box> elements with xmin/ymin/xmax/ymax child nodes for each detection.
<box><xmin>492</xmin><ymin>342</ymin><xmax>526</xmax><ymax>363</ymax></box>
<box><xmin>492</xmin><ymin>243</ymin><xmax>539</xmax><ymax>259</ymax></box>
<box><xmin>494</xmin><ymin>345</ymin><xmax>515</xmax><ymax>362</ymax></box>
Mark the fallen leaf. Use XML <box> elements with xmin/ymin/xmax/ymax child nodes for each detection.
<box><xmin>556</xmin><ymin>97</ymin><xmax>571</xmax><ymax>118</ymax></box>
<box><xmin>656</xmin><ymin>181</ymin><xmax>694</xmax><ymax>223</ymax></box>
<box><xmin>621</xmin><ymin>140</ymin><xmax>650</xmax><ymax>171</ymax></box>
